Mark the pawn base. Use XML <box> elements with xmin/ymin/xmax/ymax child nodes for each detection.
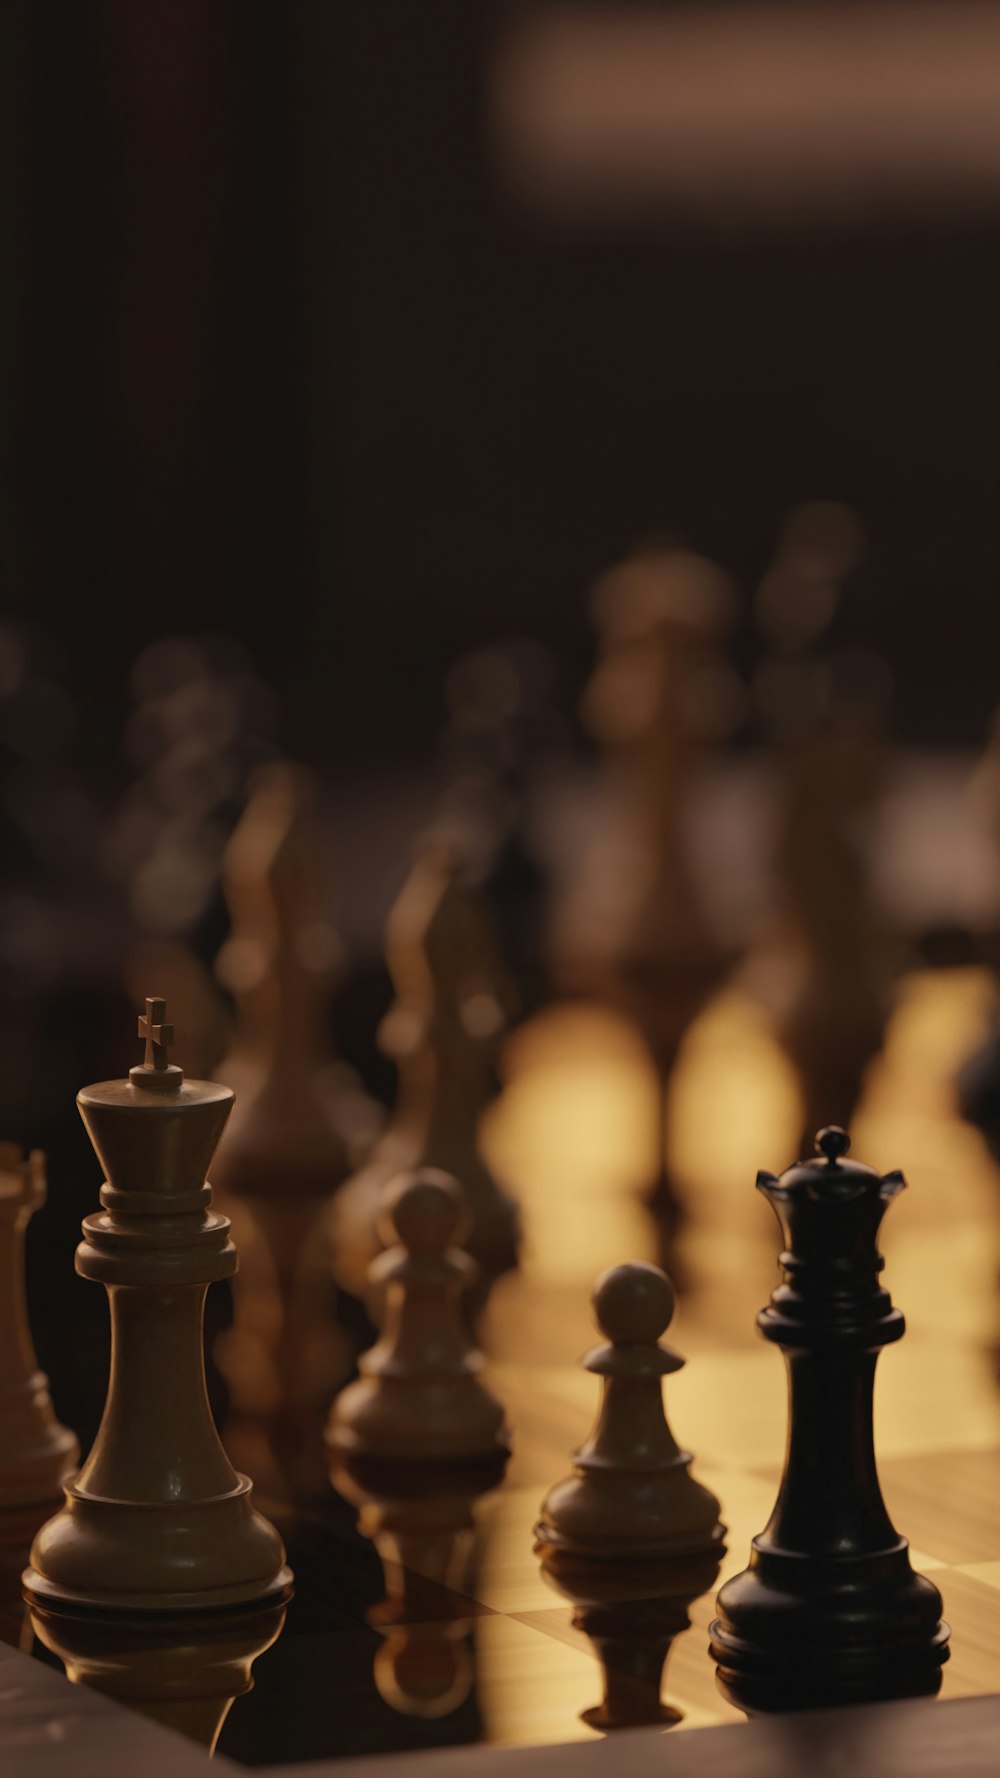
<box><xmin>534</xmin><ymin>1461</ymin><xmax>725</xmax><ymax>1562</ymax></box>
<box><xmin>534</xmin><ymin>1518</ymin><xmax>724</xmax><ymax>1562</ymax></box>
<box><xmin>327</xmin><ymin>1374</ymin><xmax>510</xmax><ymax>1465</ymax></box>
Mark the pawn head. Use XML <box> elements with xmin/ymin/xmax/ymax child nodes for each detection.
<box><xmin>592</xmin><ymin>1262</ymin><xmax>675</xmax><ymax>1344</ymax></box>
<box><xmin>381</xmin><ymin>1168</ymin><xmax>469</xmax><ymax>1254</ymax></box>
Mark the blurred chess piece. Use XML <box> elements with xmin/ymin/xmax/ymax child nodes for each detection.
<box><xmin>0</xmin><ymin>1502</ymin><xmax>41</xmax><ymax>1646</ymax></box>
<box><xmin>750</xmin><ymin>506</ymin><xmax>893</xmax><ymax>1148</ymax></box>
<box><xmin>437</xmin><ymin>640</ymin><xmax>565</xmax><ymax>1022</ymax></box>
<box><xmin>104</xmin><ymin>634</ymin><xmax>280</xmax><ymax>945</ymax></box>
<box><xmin>956</xmin><ymin>707</ymin><xmax>1000</xmax><ymax>1164</ymax></box>
<box><xmin>333</xmin><ymin>1450</ymin><xmax>507</xmax><ymax>1721</ymax></box>
<box><xmin>535</xmin><ymin>1262</ymin><xmax>723</xmax><ymax>1559</ymax></box>
<box><xmin>24</xmin><ymin>1001</ymin><xmax>292</xmax><ymax>1614</ymax></box>
<box><xmin>538</xmin><ymin>1546</ymin><xmax>721</xmax><ymax>1730</ymax></box>
<box><xmin>212</xmin><ymin>762</ymin><xmax>381</xmax><ymax>1499</ymax></box>
<box><xmin>328</xmin><ymin>1171</ymin><xmax>510</xmax><ymax>1463</ymax></box>
<box><xmin>0</xmin><ymin>1143</ymin><xmax>79</xmax><ymax>1647</ymax></box>
<box><xmin>557</xmin><ymin>545</ymin><xmax>740</xmax><ymax>1267</ymax></box>
<box><xmin>0</xmin><ymin>1145</ymin><xmax>79</xmax><ymax>1513</ymax></box>
<box><xmin>29</xmin><ymin>1597</ymin><xmax>286</xmax><ymax>1752</ymax></box>
<box><xmin>329</xmin><ymin>840</ymin><xmax>520</xmax><ymax>1317</ymax></box>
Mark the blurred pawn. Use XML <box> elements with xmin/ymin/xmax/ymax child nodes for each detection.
<box><xmin>556</xmin><ymin>544</ymin><xmax>742</xmax><ymax>1267</ymax></box>
<box><xmin>211</xmin><ymin>762</ymin><xmax>381</xmax><ymax>1501</ymax></box>
<box><xmin>329</xmin><ymin>840</ymin><xmax>520</xmax><ymax>1318</ymax></box>
<box><xmin>328</xmin><ymin>1170</ymin><xmax>510</xmax><ymax>1463</ymax></box>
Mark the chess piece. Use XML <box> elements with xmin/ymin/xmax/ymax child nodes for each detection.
<box><xmin>535</xmin><ymin>1263</ymin><xmax>724</xmax><ymax>1559</ymax></box>
<box><xmin>327</xmin><ymin>1170</ymin><xmax>509</xmax><ymax>1462</ymax></box>
<box><xmin>437</xmin><ymin>639</ymin><xmax>562</xmax><ymax>1022</ymax></box>
<box><xmin>0</xmin><ymin>1145</ymin><xmax>78</xmax><ymax>1510</ymax></box>
<box><xmin>334</xmin><ymin>1451</ymin><xmax>506</xmax><ymax>1721</ymax></box>
<box><xmin>24</xmin><ymin>999</ymin><xmax>292</xmax><ymax>1612</ymax></box>
<box><xmin>559</xmin><ymin>546</ymin><xmax>739</xmax><ymax>1267</ymax></box>
<box><xmin>770</xmin><ymin>698</ymin><xmax>891</xmax><ymax>1147</ymax></box>
<box><xmin>956</xmin><ymin>707</ymin><xmax>1000</xmax><ymax>1163</ymax></box>
<box><xmin>751</xmin><ymin>506</ymin><xmax>892</xmax><ymax>1148</ymax></box>
<box><xmin>212</xmin><ymin>762</ymin><xmax>377</xmax><ymax>1498</ymax></box>
<box><xmin>539</xmin><ymin>1546</ymin><xmax>721</xmax><ymax>1730</ymax></box>
<box><xmin>330</xmin><ymin>839</ymin><xmax>520</xmax><ymax>1317</ymax></box>
<box><xmin>710</xmin><ymin>1127</ymin><xmax>949</xmax><ymax>1710</ymax></box>
<box><xmin>0</xmin><ymin>1502</ymin><xmax>41</xmax><ymax>1646</ymax></box>
<box><xmin>28</xmin><ymin>1596</ymin><xmax>286</xmax><ymax>1752</ymax></box>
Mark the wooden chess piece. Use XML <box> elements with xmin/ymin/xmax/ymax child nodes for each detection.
<box><xmin>956</xmin><ymin>707</ymin><xmax>1000</xmax><ymax>1164</ymax></box>
<box><xmin>0</xmin><ymin>1145</ymin><xmax>78</xmax><ymax>1511</ymax></box>
<box><xmin>23</xmin><ymin>999</ymin><xmax>292</xmax><ymax>1612</ymax></box>
<box><xmin>538</xmin><ymin>1546</ymin><xmax>721</xmax><ymax>1730</ymax></box>
<box><xmin>327</xmin><ymin>1170</ymin><xmax>510</xmax><ymax>1462</ymax></box>
<box><xmin>535</xmin><ymin>1262</ymin><xmax>724</xmax><ymax>1559</ymax></box>
<box><xmin>212</xmin><ymin>762</ymin><xmax>376</xmax><ymax>1498</ymax></box>
<box><xmin>709</xmin><ymin>1127</ymin><xmax>949</xmax><ymax>1710</ymax></box>
<box><xmin>330</xmin><ymin>839</ymin><xmax>520</xmax><ymax>1318</ymax></box>
<box><xmin>561</xmin><ymin>546</ymin><xmax>739</xmax><ymax>1268</ymax></box>
<box><xmin>437</xmin><ymin>639</ymin><xmax>560</xmax><ymax>1023</ymax></box>
<box><xmin>0</xmin><ymin>1503</ymin><xmax>41</xmax><ymax>1646</ymax></box>
<box><xmin>751</xmin><ymin>507</ymin><xmax>892</xmax><ymax>1149</ymax></box>
<box><xmin>28</xmin><ymin>1597</ymin><xmax>287</xmax><ymax>1752</ymax></box>
<box><xmin>771</xmin><ymin>698</ymin><xmax>891</xmax><ymax>1148</ymax></box>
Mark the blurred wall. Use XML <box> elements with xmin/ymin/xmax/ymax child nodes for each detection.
<box><xmin>1</xmin><ymin>0</ymin><xmax>997</xmax><ymax>774</ymax></box>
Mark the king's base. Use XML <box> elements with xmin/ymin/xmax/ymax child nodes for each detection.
<box><xmin>23</xmin><ymin>1477</ymin><xmax>293</xmax><ymax>1614</ymax></box>
<box><xmin>22</xmin><ymin>1563</ymin><xmax>294</xmax><ymax>1614</ymax></box>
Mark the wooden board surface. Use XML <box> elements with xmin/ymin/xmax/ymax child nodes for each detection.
<box><xmin>3</xmin><ymin>968</ymin><xmax>1000</xmax><ymax>1773</ymax></box>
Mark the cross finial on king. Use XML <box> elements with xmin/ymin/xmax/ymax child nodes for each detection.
<box><xmin>130</xmin><ymin>996</ymin><xmax>184</xmax><ymax>1093</ymax></box>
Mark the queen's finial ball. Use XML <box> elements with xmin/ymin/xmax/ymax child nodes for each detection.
<box><xmin>815</xmin><ymin>1126</ymin><xmax>851</xmax><ymax>1164</ymax></box>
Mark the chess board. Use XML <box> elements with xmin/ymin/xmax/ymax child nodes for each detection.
<box><xmin>5</xmin><ymin>969</ymin><xmax>1000</xmax><ymax>1774</ymax></box>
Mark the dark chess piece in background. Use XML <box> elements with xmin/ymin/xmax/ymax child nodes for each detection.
<box><xmin>330</xmin><ymin>840</ymin><xmax>520</xmax><ymax>1319</ymax></box>
<box><xmin>333</xmin><ymin>1449</ymin><xmax>507</xmax><ymax>1723</ymax></box>
<box><xmin>24</xmin><ymin>1001</ymin><xmax>292</xmax><ymax>1614</ymax></box>
<box><xmin>559</xmin><ymin>545</ymin><xmax>740</xmax><ymax>1269</ymax></box>
<box><xmin>710</xmin><ymin>1127</ymin><xmax>949</xmax><ymax>1710</ymax></box>
<box><xmin>327</xmin><ymin>1170</ymin><xmax>510</xmax><ymax>1464</ymax></box>
<box><xmin>212</xmin><ymin>762</ymin><xmax>381</xmax><ymax>1500</ymax></box>
<box><xmin>535</xmin><ymin>1262</ymin><xmax>723</xmax><ymax>1560</ymax></box>
<box><xmin>538</xmin><ymin>1547</ymin><xmax>721</xmax><ymax>1731</ymax></box>
<box><xmin>28</xmin><ymin>1596</ymin><xmax>287</xmax><ymax>1753</ymax></box>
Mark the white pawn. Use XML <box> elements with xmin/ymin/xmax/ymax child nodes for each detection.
<box><xmin>535</xmin><ymin>1263</ymin><xmax>723</xmax><ymax>1559</ymax></box>
<box><xmin>326</xmin><ymin>1170</ymin><xmax>509</xmax><ymax>1463</ymax></box>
